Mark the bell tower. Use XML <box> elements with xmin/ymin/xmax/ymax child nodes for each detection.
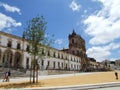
<box><xmin>68</xmin><ymin>30</ymin><xmax>87</xmax><ymax>71</ymax></box>
<box><xmin>68</xmin><ymin>30</ymin><xmax>86</xmax><ymax>56</ymax></box>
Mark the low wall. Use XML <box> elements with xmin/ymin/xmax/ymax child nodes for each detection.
<box><xmin>26</xmin><ymin>70</ymin><xmax>80</xmax><ymax>76</ymax></box>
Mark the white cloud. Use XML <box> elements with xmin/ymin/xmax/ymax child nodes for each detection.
<box><xmin>69</xmin><ymin>0</ymin><xmax>81</xmax><ymax>12</ymax></box>
<box><xmin>87</xmin><ymin>46</ymin><xmax>111</xmax><ymax>61</ymax></box>
<box><xmin>84</xmin><ymin>10</ymin><xmax>87</xmax><ymax>13</ymax></box>
<box><xmin>0</xmin><ymin>12</ymin><xmax>22</xmax><ymax>31</ymax></box>
<box><xmin>0</xmin><ymin>2</ymin><xmax>21</xmax><ymax>15</ymax></box>
<box><xmin>105</xmin><ymin>43</ymin><xmax>120</xmax><ymax>50</ymax></box>
<box><xmin>84</xmin><ymin>0</ymin><xmax>120</xmax><ymax>45</ymax></box>
<box><xmin>83</xmin><ymin>0</ymin><xmax>120</xmax><ymax>61</ymax></box>
<box><xmin>4</xmin><ymin>28</ymin><xmax>13</xmax><ymax>33</ymax></box>
<box><xmin>92</xmin><ymin>0</ymin><xmax>97</xmax><ymax>2</ymax></box>
<box><xmin>87</xmin><ymin>43</ymin><xmax>120</xmax><ymax>61</ymax></box>
<box><xmin>55</xmin><ymin>39</ymin><xmax>63</xmax><ymax>45</ymax></box>
<box><xmin>54</xmin><ymin>39</ymin><xmax>68</xmax><ymax>49</ymax></box>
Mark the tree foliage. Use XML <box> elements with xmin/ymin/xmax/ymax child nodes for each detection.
<box><xmin>23</xmin><ymin>15</ymin><xmax>52</xmax><ymax>83</ymax></box>
<box><xmin>24</xmin><ymin>16</ymin><xmax>47</xmax><ymax>54</ymax></box>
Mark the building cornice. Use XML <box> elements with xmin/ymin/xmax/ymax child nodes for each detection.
<box><xmin>0</xmin><ymin>31</ymin><xmax>24</xmax><ymax>41</ymax></box>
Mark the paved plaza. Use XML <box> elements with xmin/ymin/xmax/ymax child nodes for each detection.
<box><xmin>0</xmin><ymin>71</ymin><xmax>120</xmax><ymax>89</ymax></box>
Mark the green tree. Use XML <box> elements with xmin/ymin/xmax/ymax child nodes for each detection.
<box><xmin>23</xmin><ymin>15</ymin><xmax>53</xmax><ymax>83</ymax></box>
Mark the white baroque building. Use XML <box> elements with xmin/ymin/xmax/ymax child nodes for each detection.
<box><xmin>0</xmin><ymin>31</ymin><xmax>81</xmax><ymax>71</ymax></box>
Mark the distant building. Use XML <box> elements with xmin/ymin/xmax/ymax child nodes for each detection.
<box><xmin>102</xmin><ymin>60</ymin><xmax>116</xmax><ymax>70</ymax></box>
<box><xmin>115</xmin><ymin>59</ymin><xmax>120</xmax><ymax>69</ymax></box>
<box><xmin>87</xmin><ymin>57</ymin><xmax>99</xmax><ymax>71</ymax></box>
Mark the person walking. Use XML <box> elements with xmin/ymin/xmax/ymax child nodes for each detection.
<box><xmin>3</xmin><ymin>72</ymin><xmax>8</xmax><ymax>82</ymax></box>
<box><xmin>7</xmin><ymin>70</ymin><xmax>11</xmax><ymax>82</ymax></box>
<box><xmin>114</xmin><ymin>68</ymin><xmax>118</xmax><ymax>80</ymax></box>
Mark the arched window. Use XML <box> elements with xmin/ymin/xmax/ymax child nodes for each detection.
<box><xmin>3</xmin><ymin>50</ymin><xmax>13</xmax><ymax>68</ymax></box>
<box><xmin>14</xmin><ymin>52</ymin><xmax>22</xmax><ymax>68</ymax></box>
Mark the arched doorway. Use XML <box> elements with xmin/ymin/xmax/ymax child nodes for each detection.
<box><xmin>14</xmin><ymin>52</ymin><xmax>22</xmax><ymax>69</ymax></box>
<box><xmin>3</xmin><ymin>50</ymin><xmax>13</xmax><ymax>68</ymax></box>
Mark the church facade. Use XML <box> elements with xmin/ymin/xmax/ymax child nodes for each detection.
<box><xmin>62</xmin><ymin>30</ymin><xmax>88</xmax><ymax>71</ymax></box>
<box><xmin>0</xmin><ymin>30</ymin><xmax>87</xmax><ymax>72</ymax></box>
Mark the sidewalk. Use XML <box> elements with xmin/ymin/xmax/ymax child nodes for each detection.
<box><xmin>24</xmin><ymin>82</ymin><xmax>120</xmax><ymax>90</ymax></box>
<box><xmin>0</xmin><ymin>72</ymin><xmax>96</xmax><ymax>83</ymax></box>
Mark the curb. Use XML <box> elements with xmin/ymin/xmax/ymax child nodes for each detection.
<box><xmin>23</xmin><ymin>82</ymin><xmax>120</xmax><ymax>90</ymax></box>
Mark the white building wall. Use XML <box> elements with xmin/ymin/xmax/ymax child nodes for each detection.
<box><xmin>1</xmin><ymin>35</ymin><xmax>8</xmax><ymax>47</ymax></box>
<box><xmin>0</xmin><ymin>31</ymin><xmax>81</xmax><ymax>71</ymax></box>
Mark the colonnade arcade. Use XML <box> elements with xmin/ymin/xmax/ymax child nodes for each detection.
<box><xmin>0</xmin><ymin>49</ymin><xmax>23</xmax><ymax>69</ymax></box>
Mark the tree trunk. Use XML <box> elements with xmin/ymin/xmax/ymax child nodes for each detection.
<box><xmin>36</xmin><ymin>68</ymin><xmax>38</xmax><ymax>83</ymax></box>
<box><xmin>30</xmin><ymin>67</ymin><xmax>32</xmax><ymax>83</ymax></box>
<box><xmin>33</xmin><ymin>63</ymin><xmax>35</xmax><ymax>83</ymax></box>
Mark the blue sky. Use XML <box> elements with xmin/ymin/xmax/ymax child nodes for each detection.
<box><xmin>0</xmin><ymin>0</ymin><xmax>120</xmax><ymax>62</ymax></box>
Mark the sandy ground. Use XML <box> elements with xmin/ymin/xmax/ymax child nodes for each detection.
<box><xmin>40</xmin><ymin>71</ymin><xmax>120</xmax><ymax>87</ymax></box>
<box><xmin>0</xmin><ymin>71</ymin><xmax>120</xmax><ymax>89</ymax></box>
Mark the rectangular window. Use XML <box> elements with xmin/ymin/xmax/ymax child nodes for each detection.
<box><xmin>48</xmin><ymin>51</ymin><xmax>50</xmax><ymax>56</ymax></box>
<box><xmin>74</xmin><ymin>65</ymin><xmax>76</xmax><ymax>70</ymax></box>
<box><xmin>42</xmin><ymin>49</ymin><xmax>45</xmax><ymax>55</ymax></box>
<box><xmin>41</xmin><ymin>60</ymin><xmax>44</xmax><ymax>66</ymax></box>
<box><xmin>46</xmin><ymin>61</ymin><xmax>50</xmax><ymax>70</ymax></box>
<box><xmin>26</xmin><ymin>58</ymin><xmax>29</xmax><ymax>69</ymax></box>
<box><xmin>58</xmin><ymin>62</ymin><xmax>60</xmax><ymax>69</ymax></box>
<box><xmin>53</xmin><ymin>62</ymin><xmax>55</xmax><ymax>69</ymax></box>
<box><xmin>71</xmin><ymin>64</ymin><xmax>73</xmax><ymax>68</ymax></box>
<box><xmin>7</xmin><ymin>41</ymin><xmax>12</xmax><ymax>48</ymax></box>
<box><xmin>61</xmin><ymin>63</ymin><xmax>63</xmax><ymax>68</ymax></box>
<box><xmin>58</xmin><ymin>62</ymin><xmax>60</xmax><ymax>67</ymax></box>
<box><xmin>48</xmin><ymin>61</ymin><xmax>50</xmax><ymax>66</ymax></box>
<box><xmin>17</xmin><ymin>43</ymin><xmax>21</xmax><ymax>49</ymax></box>
<box><xmin>26</xmin><ymin>45</ymin><xmax>30</xmax><ymax>52</ymax></box>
